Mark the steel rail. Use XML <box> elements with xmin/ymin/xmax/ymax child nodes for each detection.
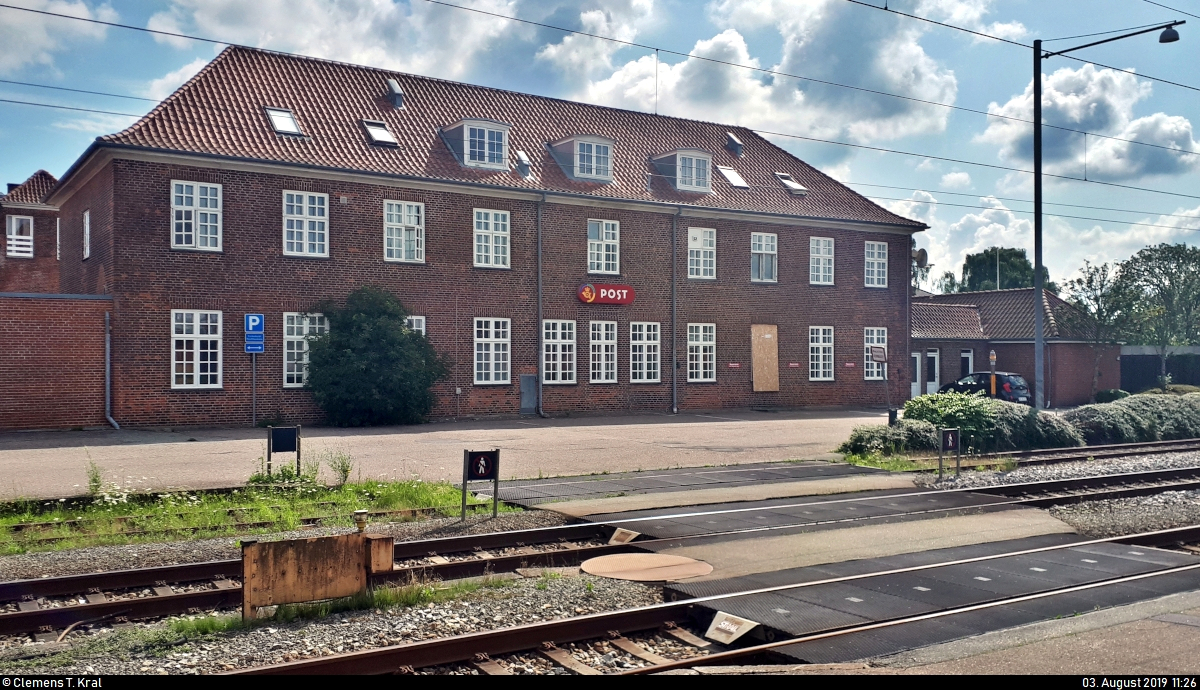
<box><xmin>227</xmin><ymin>523</ymin><xmax>1200</xmax><ymax>675</ymax></box>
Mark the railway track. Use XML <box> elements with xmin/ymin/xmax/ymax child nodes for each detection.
<box><xmin>228</xmin><ymin>524</ymin><xmax>1200</xmax><ymax>675</ymax></box>
<box><xmin>6</xmin><ymin>464</ymin><xmax>1200</xmax><ymax>640</ymax></box>
<box><xmin>914</xmin><ymin>436</ymin><xmax>1200</xmax><ymax>471</ymax></box>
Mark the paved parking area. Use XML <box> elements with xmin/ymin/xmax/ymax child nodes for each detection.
<box><xmin>0</xmin><ymin>408</ymin><xmax>883</xmax><ymax>500</ymax></box>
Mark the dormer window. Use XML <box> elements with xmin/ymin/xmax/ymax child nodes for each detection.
<box><xmin>652</xmin><ymin>149</ymin><xmax>712</xmax><ymax>193</ymax></box>
<box><xmin>441</xmin><ymin>119</ymin><xmax>512</xmax><ymax>171</ymax></box>
<box><xmin>548</xmin><ymin>135</ymin><xmax>615</xmax><ymax>182</ymax></box>
<box><xmin>265</xmin><ymin>107</ymin><xmax>303</xmax><ymax>136</ymax></box>
<box><xmin>362</xmin><ymin>120</ymin><xmax>397</xmax><ymax>146</ymax></box>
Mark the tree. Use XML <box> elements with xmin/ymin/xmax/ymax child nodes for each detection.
<box><xmin>305</xmin><ymin>286</ymin><xmax>447</xmax><ymax>426</ymax></box>
<box><xmin>1063</xmin><ymin>261</ymin><xmax>1128</xmax><ymax>402</ymax></box>
<box><xmin>934</xmin><ymin>270</ymin><xmax>959</xmax><ymax>294</ymax></box>
<box><xmin>911</xmin><ymin>237</ymin><xmax>931</xmax><ymax>294</ymax></box>
<box><xmin>955</xmin><ymin>247</ymin><xmax>1058</xmax><ymax>294</ymax></box>
<box><xmin>1115</xmin><ymin>243</ymin><xmax>1200</xmax><ymax>388</ymax></box>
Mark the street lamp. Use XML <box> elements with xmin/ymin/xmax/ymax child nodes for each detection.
<box><xmin>1032</xmin><ymin>20</ymin><xmax>1184</xmax><ymax>409</ymax></box>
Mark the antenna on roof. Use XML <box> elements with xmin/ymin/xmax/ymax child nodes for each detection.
<box><xmin>726</xmin><ymin>132</ymin><xmax>744</xmax><ymax>158</ymax></box>
<box><xmin>387</xmin><ymin>79</ymin><xmax>405</xmax><ymax>109</ymax></box>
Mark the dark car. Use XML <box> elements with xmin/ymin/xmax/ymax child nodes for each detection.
<box><xmin>937</xmin><ymin>372</ymin><xmax>1033</xmax><ymax>405</ymax></box>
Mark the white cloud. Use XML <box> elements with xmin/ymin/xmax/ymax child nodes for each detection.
<box><xmin>914</xmin><ymin>0</ymin><xmax>1027</xmax><ymax>42</ymax></box>
<box><xmin>143</xmin><ymin>57</ymin><xmax>209</xmax><ymax>101</ymax></box>
<box><xmin>940</xmin><ymin>171</ymin><xmax>971</xmax><ymax>189</ymax></box>
<box><xmin>0</xmin><ymin>0</ymin><xmax>118</xmax><ymax>75</ymax></box>
<box><xmin>52</xmin><ymin>112</ymin><xmax>140</xmax><ymax>134</ymax></box>
<box><xmin>535</xmin><ymin>1</ymin><xmax>654</xmax><ymax>80</ymax></box>
<box><xmin>146</xmin><ymin>0</ymin><xmax>524</xmax><ymax>80</ymax></box>
<box><xmin>978</xmin><ymin>64</ymin><xmax>1200</xmax><ymax>180</ymax></box>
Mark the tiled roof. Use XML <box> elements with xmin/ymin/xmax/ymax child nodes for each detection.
<box><xmin>93</xmin><ymin>47</ymin><xmax>924</xmax><ymax>229</ymax></box>
<box><xmin>914</xmin><ymin>288</ymin><xmax>1093</xmax><ymax>340</ymax></box>
<box><xmin>2</xmin><ymin>170</ymin><xmax>57</xmax><ymax>205</ymax></box>
<box><xmin>912</xmin><ymin>303</ymin><xmax>985</xmax><ymax>340</ymax></box>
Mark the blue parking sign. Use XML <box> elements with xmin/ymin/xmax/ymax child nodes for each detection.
<box><xmin>245</xmin><ymin>314</ymin><xmax>264</xmax><ymax>333</ymax></box>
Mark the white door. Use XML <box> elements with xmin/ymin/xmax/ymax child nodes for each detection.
<box><xmin>911</xmin><ymin>352</ymin><xmax>921</xmax><ymax>398</ymax></box>
<box><xmin>925</xmin><ymin>348</ymin><xmax>940</xmax><ymax>394</ymax></box>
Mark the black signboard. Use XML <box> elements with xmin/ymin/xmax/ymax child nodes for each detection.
<box><xmin>941</xmin><ymin>428</ymin><xmax>960</xmax><ymax>452</ymax></box>
<box><xmin>938</xmin><ymin>428</ymin><xmax>962</xmax><ymax>480</ymax></box>
<box><xmin>266</xmin><ymin>425</ymin><xmax>301</xmax><ymax>476</ymax></box>
<box><xmin>462</xmin><ymin>449</ymin><xmax>501</xmax><ymax>520</ymax></box>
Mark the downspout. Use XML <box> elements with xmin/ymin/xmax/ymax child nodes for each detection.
<box><xmin>671</xmin><ymin>207</ymin><xmax>681</xmax><ymax>414</ymax></box>
<box><xmin>537</xmin><ymin>193</ymin><xmax>548</xmax><ymax>417</ymax></box>
<box><xmin>105</xmin><ymin>311</ymin><xmax>119</xmax><ymax>429</ymax></box>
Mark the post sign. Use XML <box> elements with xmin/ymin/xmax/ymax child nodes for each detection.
<box><xmin>941</xmin><ymin>429</ymin><xmax>960</xmax><ymax>452</ymax></box>
<box><xmin>462</xmin><ymin>449</ymin><xmax>501</xmax><ymax>520</ymax></box>
<box><xmin>578</xmin><ymin>283</ymin><xmax>635</xmax><ymax>305</ymax></box>
<box><xmin>245</xmin><ymin>314</ymin><xmax>264</xmax><ymax>333</ymax></box>
<box><xmin>244</xmin><ymin>341</ymin><xmax>265</xmax><ymax>353</ymax></box>
<box><xmin>245</xmin><ymin>313</ymin><xmax>265</xmax><ymax>354</ymax></box>
<box><xmin>870</xmin><ymin>346</ymin><xmax>887</xmax><ymax>363</ymax></box>
<box><xmin>938</xmin><ymin>428</ymin><xmax>962</xmax><ymax>480</ymax></box>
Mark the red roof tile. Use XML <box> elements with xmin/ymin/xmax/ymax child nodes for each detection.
<box><xmin>95</xmin><ymin>47</ymin><xmax>924</xmax><ymax>229</ymax></box>
<box><xmin>912</xmin><ymin>303</ymin><xmax>986</xmax><ymax>340</ymax></box>
<box><xmin>914</xmin><ymin>288</ymin><xmax>1093</xmax><ymax>340</ymax></box>
<box><xmin>2</xmin><ymin>170</ymin><xmax>57</xmax><ymax>205</ymax></box>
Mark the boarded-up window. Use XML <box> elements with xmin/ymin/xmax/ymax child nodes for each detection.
<box><xmin>751</xmin><ymin>324</ymin><xmax>779</xmax><ymax>392</ymax></box>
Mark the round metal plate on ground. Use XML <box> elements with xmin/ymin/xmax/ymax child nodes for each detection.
<box><xmin>580</xmin><ymin>553</ymin><xmax>713</xmax><ymax>581</ymax></box>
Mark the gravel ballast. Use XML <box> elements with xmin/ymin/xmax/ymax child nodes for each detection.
<box><xmin>1049</xmin><ymin>489</ymin><xmax>1200</xmax><ymax>537</ymax></box>
<box><xmin>0</xmin><ymin>510</ymin><xmax>569</xmax><ymax>582</ymax></box>
<box><xmin>913</xmin><ymin>450</ymin><xmax>1200</xmax><ymax>490</ymax></box>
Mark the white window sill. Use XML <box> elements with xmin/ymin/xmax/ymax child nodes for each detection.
<box><xmin>676</xmin><ymin>185</ymin><xmax>711</xmax><ymax>194</ymax></box>
<box><xmin>576</xmin><ymin>174</ymin><xmax>613</xmax><ymax>183</ymax></box>
<box><xmin>809</xmin><ymin>281</ymin><xmax>835</xmax><ymax>286</ymax></box>
<box><xmin>589</xmin><ymin>380</ymin><xmax>619</xmax><ymax>385</ymax></box>
<box><xmin>587</xmin><ymin>270</ymin><xmax>620</xmax><ymax>276</ymax></box>
<box><xmin>688</xmin><ymin>276</ymin><xmax>717</xmax><ymax>281</ymax></box>
<box><xmin>688</xmin><ymin>379</ymin><xmax>718</xmax><ymax>384</ymax></box>
<box><xmin>283</xmin><ymin>252</ymin><xmax>331</xmax><ymax>259</ymax></box>
<box><xmin>465</xmin><ymin>161</ymin><xmax>508</xmax><ymax>171</ymax></box>
<box><xmin>5</xmin><ymin>254</ymin><xmax>34</xmax><ymax>259</ymax></box>
<box><xmin>542</xmin><ymin>381</ymin><xmax>577</xmax><ymax>385</ymax></box>
<box><xmin>473</xmin><ymin>380</ymin><xmax>512</xmax><ymax>386</ymax></box>
<box><xmin>171</xmin><ymin>246</ymin><xmax>223</xmax><ymax>253</ymax></box>
<box><xmin>283</xmin><ymin>384</ymin><xmax>307</xmax><ymax>389</ymax></box>
<box><xmin>473</xmin><ymin>264</ymin><xmax>511</xmax><ymax>270</ymax></box>
<box><xmin>385</xmin><ymin>257</ymin><xmax>426</xmax><ymax>264</ymax></box>
<box><xmin>751</xmin><ymin>279</ymin><xmax>778</xmax><ymax>284</ymax></box>
<box><xmin>808</xmin><ymin>378</ymin><xmax>835</xmax><ymax>382</ymax></box>
<box><xmin>170</xmin><ymin>386</ymin><xmax>224</xmax><ymax>391</ymax></box>
<box><xmin>864</xmin><ymin>284</ymin><xmax>889</xmax><ymax>289</ymax></box>
<box><xmin>630</xmin><ymin>380</ymin><xmax>661</xmax><ymax>384</ymax></box>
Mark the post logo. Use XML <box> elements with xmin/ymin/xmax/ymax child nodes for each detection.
<box><xmin>579</xmin><ymin>283</ymin><xmax>597</xmax><ymax>303</ymax></box>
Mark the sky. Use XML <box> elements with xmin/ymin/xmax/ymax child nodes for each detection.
<box><xmin>1</xmin><ymin>0</ymin><xmax>1198</xmax><ymax>290</ymax></box>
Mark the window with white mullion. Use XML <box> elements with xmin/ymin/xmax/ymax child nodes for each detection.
<box><xmin>474</xmin><ymin>318</ymin><xmax>511</xmax><ymax>384</ymax></box>
<box><xmin>589</xmin><ymin>321</ymin><xmax>618</xmax><ymax>383</ymax></box>
<box><xmin>687</xmin><ymin>324</ymin><xmax>716</xmax><ymax>382</ymax></box>
<box><xmin>587</xmin><ymin>219</ymin><xmax>619</xmax><ymax>274</ymax></box>
<box><xmin>171</xmin><ymin>310</ymin><xmax>222</xmax><ymax>389</ymax></box>
<box><xmin>809</xmin><ymin>326</ymin><xmax>834</xmax><ymax>381</ymax></box>
<box><xmin>171</xmin><ymin>180</ymin><xmax>222</xmax><ymax>250</ymax></box>
<box><xmin>576</xmin><ymin>140</ymin><xmax>612</xmax><ymax>180</ymax></box>
<box><xmin>284</xmin><ymin>313</ymin><xmax>327</xmax><ymax>387</ymax></box>
<box><xmin>283</xmin><ymin>191</ymin><xmax>328</xmax><ymax>257</ymax></box>
<box><xmin>474</xmin><ymin>209</ymin><xmax>510</xmax><ymax>268</ymax></box>
<box><xmin>630</xmin><ymin>322</ymin><xmax>660</xmax><ymax>383</ymax></box>
<box><xmin>384</xmin><ymin>201</ymin><xmax>424</xmax><ymax>263</ymax></box>
<box><xmin>751</xmin><ymin>232</ymin><xmax>777</xmax><ymax>282</ymax></box>
<box><xmin>865</xmin><ymin>241</ymin><xmax>888</xmax><ymax>287</ymax></box>
<box><xmin>688</xmin><ymin>228</ymin><xmax>716</xmax><ymax>279</ymax></box>
<box><xmin>678</xmin><ymin>155</ymin><xmax>710</xmax><ymax>191</ymax></box>
<box><xmin>864</xmin><ymin>327</ymin><xmax>887</xmax><ymax>380</ymax></box>
<box><xmin>406</xmin><ymin>316</ymin><xmax>426</xmax><ymax>335</ymax></box>
<box><xmin>542</xmin><ymin>320</ymin><xmax>576</xmax><ymax>384</ymax></box>
<box><xmin>5</xmin><ymin>216</ymin><xmax>33</xmax><ymax>258</ymax></box>
<box><xmin>467</xmin><ymin>126</ymin><xmax>507</xmax><ymax>168</ymax></box>
<box><xmin>810</xmin><ymin>237</ymin><xmax>834</xmax><ymax>285</ymax></box>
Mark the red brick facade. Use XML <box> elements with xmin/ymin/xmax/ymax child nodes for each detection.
<box><xmin>0</xmin><ymin>296</ymin><xmax>111</xmax><ymax>430</ymax></box>
<box><xmin>1</xmin><ymin>207</ymin><xmax>60</xmax><ymax>293</ymax></box>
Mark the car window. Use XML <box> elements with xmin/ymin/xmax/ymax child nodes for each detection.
<box><xmin>1004</xmin><ymin>375</ymin><xmax>1030</xmax><ymax>388</ymax></box>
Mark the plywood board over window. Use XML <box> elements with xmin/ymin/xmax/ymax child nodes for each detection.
<box><xmin>751</xmin><ymin>324</ymin><xmax>779</xmax><ymax>392</ymax></box>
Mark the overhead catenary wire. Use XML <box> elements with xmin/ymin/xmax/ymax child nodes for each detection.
<box><xmin>1142</xmin><ymin>0</ymin><xmax>1200</xmax><ymax>22</ymax></box>
<box><xmin>0</xmin><ymin>79</ymin><xmax>158</xmax><ymax>102</ymax></box>
<box><xmin>859</xmin><ymin>193</ymin><xmax>1200</xmax><ymax>231</ymax></box>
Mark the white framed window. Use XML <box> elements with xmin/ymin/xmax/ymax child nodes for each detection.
<box><xmin>751</xmin><ymin>232</ymin><xmax>777</xmax><ymax>283</ymax></box>
<box><xmin>809</xmin><ymin>326</ymin><xmax>834</xmax><ymax>381</ymax></box>
<box><xmin>688</xmin><ymin>228</ymin><xmax>716</xmax><ymax>279</ymax></box>
<box><xmin>406</xmin><ymin>316</ymin><xmax>426</xmax><ymax>335</ymax></box>
<box><xmin>284</xmin><ymin>313</ymin><xmax>327</xmax><ymax>387</ymax></box>
<box><xmin>587</xmin><ymin>219</ymin><xmax>619</xmax><ymax>274</ymax></box>
<box><xmin>576</xmin><ymin>140</ymin><xmax>612</xmax><ymax>180</ymax></box>
<box><xmin>589</xmin><ymin>321</ymin><xmax>618</xmax><ymax>383</ymax></box>
<box><xmin>542</xmin><ymin>320</ymin><xmax>576</xmax><ymax>384</ymax></box>
<box><xmin>810</xmin><ymin>237</ymin><xmax>834</xmax><ymax>285</ymax></box>
<box><xmin>717</xmin><ymin>166</ymin><xmax>749</xmax><ymax>189</ymax></box>
<box><xmin>5</xmin><ymin>216</ymin><xmax>33</xmax><ymax>258</ymax></box>
<box><xmin>362</xmin><ymin>119</ymin><xmax>397</xmax><ymax>145</ymax></box>
<box><xmin>467</xmin><ymin>124</ymin><xmax>507</xmax><ymax>169</ymax></box>
<box><xmin>283</xmin><ymin>191</ymin><xmax>328</xmax><ymax>257</ymax></box>
<box><xmin>474</xmin><ymin>318</ymin><xmax>510</xmax><ymax>384</ymax></box>
<box><xmin>865</xmin><ymin>241</ymin><xmax>888</xmax><ymax>287</ymax></box>
<box><xmin>384</xmin><ymin>201</ymin><xmax>424</xmax><ymax>263</ymax></box>
<box><xmin>82</xmin><ymin>210</ymin><xmax>90</xmax><ymax>260</ymax></box>
<box><xmin>678</xmin><ymin>154</ymin><xmax>711</xmax><ymax>192</ymax></box>
<box><xmin>474</xmin><ymin>209</ymin><xmax>510</xmax><ymax>268</ymax></box>
<box><xmin>172</xmin><ymin>310</ymin><xmax>222</xmax><ymax>389</ymax></box>
<box><xmin>266</xmin><ymin>107</ymin><xmax>303</xmax><ymax>135</ymax></box>
<box><xmin>864</xmin><ymin>328</ymin><xmax>887</xmax><ymax>380</ymax></box>
<box><xmin>630</xmin><ymin>322</ymin><xmax>660</xmax><ymax>383</ymax></box>
<box><xmin>687</xmin><ymin>324</ymin><xmax>716</xmax><ymax>383</ymax></box>
<box><xmin>171</xmin><ymin>181</ymin><xmax>222</xmax><ymax>251</ymax></box>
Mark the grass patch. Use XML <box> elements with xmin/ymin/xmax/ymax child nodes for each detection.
<box><xmin>0</xmin><ymin>478</ymin><xmax>517</xmax><ymax>555</ymax></box>
<box><xmin>843</xmin><ymin>452</ymin><xmax>1020</xmax><ymax>473</ymax></box>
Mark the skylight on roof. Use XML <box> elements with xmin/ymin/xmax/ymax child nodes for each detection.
<box><xmin>774</xmin><ymin>172</ymin><xmax>808</xmax><ymax>196</ymax></box>
<box><xmin>266</xmin><ymin>107</ymin><xmax>302</xmax><ymax>135</ymax></box>
<box><xmin>717</xmin><ymin>166</ymin><xmax>749</xmax><ymax>189</ymax></box>
<box><xmin>362</xmin><ymin>120</ymin><xmax>397</xmax><ymax>145</ymax></box>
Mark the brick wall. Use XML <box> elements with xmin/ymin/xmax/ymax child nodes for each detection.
<box><xmin>0</xmin><ymin>207</ymin><xmax>60</xmax><ymax>293</ymax></box>
<box><xmin>910</xmin><ymin>339</ymin><xmax>990</xmax><ymax>395</ymax></box>
<box><xmin>0</xmin><ymin>296</ymin><xmax>111</xmax><ymax>430</ymax></box>
<box><xmin>1049</xmin><ymin>342</ymin><xmax>1120</xmax><ymax>406</ymax></box>
<box><xmin>97</xmin><ymin>158</ymin><xmax>914</xmax><ymax>427</ymax></box>
<box><xmin>58</xmin><ymin>165</ymin><xmax>114</xmax><ymax>296</ymax></box>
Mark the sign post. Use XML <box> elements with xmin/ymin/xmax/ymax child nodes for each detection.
<box><xmin>462</xmin><ymin>449</ymin><xmax>500</xmax><ymax>520</ymax></box>
<box><xmin>989</xmin><ymin>349</ymin><xmax>997</xmax><ymax>397</ymax></box>
<box><xmin>870</xmin><ymin>346</ymin><xmax>891</xmax><ymax>425</ymax></box>
<box><xmin>939</xmin><ymin>428</ymin><xmax>961</xmax><ymax>480</ymax></box>
<box><xmin>245</xmin><ymin>314</ymin><xmax>265</xmax><ymax>427</ymax></box>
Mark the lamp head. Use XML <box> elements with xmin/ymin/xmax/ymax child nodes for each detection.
<box><xmin>1160</xmin><ymin>26</ymin><xmax>1180</xmax><ymax>43</ymax></box>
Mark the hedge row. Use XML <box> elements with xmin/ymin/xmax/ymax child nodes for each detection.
<box><xmin>838</xmin><ymin>392</ymin><xmax>1200</xmax><ymax>456</ymax></box>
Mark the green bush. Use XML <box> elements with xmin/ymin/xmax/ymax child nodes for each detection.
<box><xmin>1093</xmin><ymin>389</ymin><xmax>1130</xmax><ymax>403</ymax></box>
<box><xmin>1061</xmin><ymin>403</ymin><xmax>1151</xmax><ymax>445</ymax></box>
<box><xmin>1136</xmin><ymin>384</ymin><xmax>1200</xmax><ymax>395</ymax></box>
<box><xmin>837</xmin><ymin>419</ymin><xmax>938</xmax><ymax>456</ymax></box>
<box><xmin>1115</xmin><ymin>393</ymin><xmax>1200</xmax><ymax>440</ymax></box>
<box><xmin>1028</xmin><ymin>407</ymin><xmax>1086</xmax><ymax>449</ymax></box>
<box><xmin>306</xmin><ymin>286</ymin><xmax>448</xmax><ymax>426</ymax></box>
<box><xmin>903</xmin><ymin>392</ymin><xmax>995</xmax><ymax>447</ymax></box>
<box><xmin>972</xmin><ymin>401</ymin><xmax>1083</xmax><ymax>452</ymax></box>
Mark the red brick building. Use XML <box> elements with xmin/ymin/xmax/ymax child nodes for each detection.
<box><xmin>911</xmin><ymin>288</ymin><xmax>1119</xmax><ymax>407</ymax></box>
<box><xmin>5</xmin><ymin>47</ymin><xmax>927</xmax><ymax>428</ymax></box>
<box><xmin>2</xmin><ymin>170</ymin><xmax>60</xmax><ymax>294</ymax></box>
